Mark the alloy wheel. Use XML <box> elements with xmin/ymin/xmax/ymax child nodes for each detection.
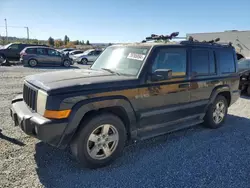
<box><xmin>87</xmin><ymin>124</ymin><xmax>119</xmax><ymax>160</ymax></box>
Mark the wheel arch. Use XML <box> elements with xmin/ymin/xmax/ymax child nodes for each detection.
<box><xmin>58</xmin><ymin>96</ymin><xmax>137</xmax><ymax>148</ymax></box>
<box><xmin>208</xmin><ymin>85</ymin><xmax>231</xmax><ymax>107</ymax></box>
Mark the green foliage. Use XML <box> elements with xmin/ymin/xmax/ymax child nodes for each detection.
<box><xmin>86</xmin><ymin>40</ymin><xmax>90</xmax><ymax>45</ymax></box>
<box><xmin>64</xmin><ymin>35</ymin><xmax>70</xmax><ymax>45</ymax></box>
<box><xmin>48</xmin><ymin>37</ymin><xmax>55</xmax><ymax>46</ymax></box>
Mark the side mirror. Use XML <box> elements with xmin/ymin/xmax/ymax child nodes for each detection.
<box><xmin>151</xmin><ymin>69</ymin><xmax>172</xmax><ymax>81</ymax></box>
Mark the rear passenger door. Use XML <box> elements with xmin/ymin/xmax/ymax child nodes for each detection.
<box><xmin>189</xmin><ymin>48</ymin><xmax>217</xmax><ymax>107</ymax></box>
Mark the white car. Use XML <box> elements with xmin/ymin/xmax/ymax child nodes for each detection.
<box><xmin>72</xmin><ymin>49</ymin><xmax>102</xmax><ymax>64</ymax></box>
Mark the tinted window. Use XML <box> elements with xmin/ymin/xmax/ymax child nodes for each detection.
<box><xmin>26</xmin><ymin>48</ymin><xmax>37</xmax><ymax>54</ymax></box>
<box><xmin>37</xmin><ymin>48</ymin><xmax>47</xmax><ymax>55</ymax></box>
<box><xmin>8</xmin><ymin>44</ymin><xmax>19</xmax><ymax>50</ymax></box>
<box><xmin>95</xmin><ymin>51</ymin><xmax>102</xmax><ymax>55</ymax></box>
<box><xmin>191</xmin><ymin>50</ymin><xmax>210</xmax><ymax>75</ymax></box>
<box><xmin>152</xmin><ymin>48</ymin><xmax>186</xmax><ymax>77</ymax></box>
<box><xmin>217</xmin><ymin>50</ymin><xmax>235</xmax><ymax>73</ymax></box>
<box><xmin>48</xmin><ymin>49</ymin><xmax>59</xmax><ymax>56</ymax></box>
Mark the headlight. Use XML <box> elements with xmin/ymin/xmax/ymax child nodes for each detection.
<box><xmin>36</xmin><ymin>89</ymin><xmax>48</xmax><ymax>115</ymax></box>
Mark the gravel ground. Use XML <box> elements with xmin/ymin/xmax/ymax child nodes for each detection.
<box><xmin>1</xmin><ymin>65</ymin><xmax>250</xmax><ymax>188</ymax></box>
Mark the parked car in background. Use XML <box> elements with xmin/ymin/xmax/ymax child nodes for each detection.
<box><xmin>0</xmin><ymin>43</ymin><xmax>48</xmax><ymax>61</ymax></box>
<box><xmin>20</xmin><ymin>46</ymin><xmax>72</xmax><ymax>67</ymax></box>
<box><xmin>238</xmin><ymin>59</ymin><xmax>250</xmax><ymax>95</ymax></box>
<box><xmin>72</xmin><ymin>49</ymin><xmax>102</xmax><ymax>64</ymax></box>
<box><xmin>69</xmin><ymin>50</ymin><xmax>84</xmax><ymax>56</ymax></box>
<box><xmin>59</xmin><ymin>48</ymin><xmax>75</xmax><ymax>55</ymax></box>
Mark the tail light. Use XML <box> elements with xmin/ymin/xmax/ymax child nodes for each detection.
<box><xmin>20</xmin><ymin>51</ymin><xmax>27</xmax><ymax>56</ymax></box>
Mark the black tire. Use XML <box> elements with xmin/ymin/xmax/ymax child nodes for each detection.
<box><xmin>247</xmin><ymin>86</ymin><xmax>250</xmax><ymax>96</ymax></box>
<box><xmin>81</xmin><ymin>58</ymin><xmax>88</xmax><ymax>65</ymax></box>
<box><xmin>204</xmin><ymin>95</ymin><xmax>228</xmax><ymax>129</ymax></box>
<box><xmin>28</xmin><ymin>59</ymin><xmax>38</xmax><ymax>67</ymax></box>
<box><xmin>63</xmin><ymin>60</ymin><xmax>71</xmax><ymax>67</ymax></box>
<box><xmin>70</xmin><ymin>113</ymin><xmax>127</xmax><ymax>169</ymax></box>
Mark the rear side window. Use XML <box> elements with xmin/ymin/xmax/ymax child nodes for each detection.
<box><xmin>191</xmin><ymin>49</ymin><xmax>215</xmax><ymax>75</ymax></box>
<box><xmin>216</xmin><ymin>50</ymin><xmax>235</xmax><ymax>73</ymax></box>
<box><xmin>26</xmin><ymin>48</ymin><xmax>37</xmax><ymax>54</ymax></box>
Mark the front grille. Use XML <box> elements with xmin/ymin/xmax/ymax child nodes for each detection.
<box><xmin>23</xmin><ymin>83</ymin><xmax>37</xmax><ymax>111</ymax></box>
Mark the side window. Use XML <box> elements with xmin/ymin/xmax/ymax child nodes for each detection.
<box><xmin>216</xmin><ymin>50</ymin><xmax>236</xmax><ymax>73</ymax></box>
<box><xmin>152</xmin><ymin>48</ymin><xmax>187</xmax><ymax>77</ymax></box>
<box><xmin>8</xmin><ymin>44</ymin><xmax>19</xmax><ymax>50</ymax></box>
<box><xmin>191</xmin><ymin>49</ymin><xmax>210</xmax><ymax>75</ymax></box>
<box><xmin>26</xmin><ymin>48</ymin><xmax>37</xmax><ymax>54</ymax></box>
<box><xmin>88</xmin><ymin>51</ymin><xmax>94</xmax><ymax>55</ymax></box>
<box><xmin>37</xmin><ymin>48</ymin><xmax>47</xmax><ymax>55</ymax></box>
<box><xmin>48</xmin><ymin>49</ymin><xmax>59</xmax><ymax>56</ymax></box>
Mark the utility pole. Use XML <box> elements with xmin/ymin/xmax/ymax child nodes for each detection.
<box><xmin>4</xmin><ymin>18</ymin><xmax>8</xmax><ymax>44</ymax></box>
<box><xmin>25</xmin><ymin>27</ymin><xmax>29</xmax><ymax>43</ymax></box>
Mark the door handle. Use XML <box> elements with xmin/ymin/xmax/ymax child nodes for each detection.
<box><xmin>179</xmin><ymin>83</ymin><xmax>190</xmax><ymax>88</ymax></box>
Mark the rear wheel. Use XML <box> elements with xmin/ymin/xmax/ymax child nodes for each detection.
<box><xmin>28</xmin><ymin>59</ymin><xmax>38</xmax><ymax>67</ymax></box>
<box><xmin>70</xmin><ymin>113</ymin><xmax>126</xmax><ymax>169</ymax></box>
<box><xmin>204</xmin><ymin>95</ymin><xmax>228</xmax><ymax>129</ymax></box>
<box><xmin>81</xmin><ymin>58</ymin><xmax>88</xmax><ymax>64</ymax></box>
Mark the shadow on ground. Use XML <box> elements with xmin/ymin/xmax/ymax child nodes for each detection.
<box><xmin>35</xmin><ymin>114</ymin><xmax>250</xmax><ymax>188</ymax></box>
<box><xmin>0</xmin><ymin>129</ymin><xmax>25</xmax><ymax>146</ymax></box>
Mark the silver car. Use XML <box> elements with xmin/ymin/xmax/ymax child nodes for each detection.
<box><xmin>72</xmin><ymin>49</ymin><xmax>102</xmax><ymax>64</ymax></box>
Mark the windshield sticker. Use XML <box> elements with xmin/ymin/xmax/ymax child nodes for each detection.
<box><xmin>127</xmin><ymin>53</ymin><xmax>146</xmax><ymax>61</ymax></box>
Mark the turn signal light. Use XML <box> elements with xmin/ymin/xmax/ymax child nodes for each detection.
<box><xmin>44</xmin><ymin>109</ymin><xmax>71</xmax><ymax>119</ymax></box>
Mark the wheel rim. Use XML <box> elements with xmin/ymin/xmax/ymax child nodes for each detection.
<box><xmin>213</xmin><ymin>101</ymin><xmax>226</xmax><ymax>124</ymax></box>
<box><xmin>87</xmin><ymin>124</ymin><xmax>119</xmax><ymax>160</ymax></box>
<box><xmin>82</xmin><ymin>59</ymin><xmax>87</xmax><ymax>64</ymax></box>
<box><xmin>64</xmin><ymin>60</ymin><xmax>70</xmax><ymax>67</ymax></box>
<box><xmin>29</xmin><ymin>60</ymin><xmax>37</xmax><ymax>67</ymax></box>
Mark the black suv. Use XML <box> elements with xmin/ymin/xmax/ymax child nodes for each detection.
<box><xmin>10</xmin><ymin>35</ymin><xmax>240</xmax><ymax>168</ymax></box>
<box><xmin>0</xmin><ymin>43</ymin><xmax>48</xmax><ymax>61</ymax></box>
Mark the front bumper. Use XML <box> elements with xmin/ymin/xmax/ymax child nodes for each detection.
<box><xmin>10</xmin><ymin>95</ymin><xmax>68</xmax><ymax>148</ymax></box>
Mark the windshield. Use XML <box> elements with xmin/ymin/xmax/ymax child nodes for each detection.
<box><xmin>82</xmin><ymin>49</ymin><xmax>93</xmax><ymax>55</ymax></box>
<box><xmin>91</xmin><ymin>46</ymin><xmax>150</xmax><ymax>76</ymax></box>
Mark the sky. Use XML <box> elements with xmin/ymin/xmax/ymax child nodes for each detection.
<box><xmin>0</xmin><ymin>0</ymin><xmax>250</xmax><ymax>43</ymax></box>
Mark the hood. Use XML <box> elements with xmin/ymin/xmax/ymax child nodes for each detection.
<box><xmin>74</xmin><ymin>53</ymin><xmax>86</xmax><ymax>57</ymax></box>
<box><xmin>25</xmin><ymin>69</ymin><xmax>137</xmax><ymax>94</ymax></box>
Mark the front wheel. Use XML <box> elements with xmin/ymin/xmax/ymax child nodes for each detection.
<box><xmin>204</xmin><ymin>95</ymin><xmax>228</xmax><ymax>129</ymax></box>
<box><xmin>63</xmin><ymin>60</ymin><xmax>71</xmax><ymax>67</ymax></box>
<box><xmin>70</xmin><ymin>113</ymin><xmax>126</xmax><ymax>169</ymax></box>
<box><xmin>81</xmin><ymin>58</ymin><xmax>88</xmax><ymax>65</ymax></box>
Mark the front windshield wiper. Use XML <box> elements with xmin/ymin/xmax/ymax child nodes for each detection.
<box><xmin>101</xmin><ymin>68</ymin><xmax>120</xmax><ymax>75</ymax></box>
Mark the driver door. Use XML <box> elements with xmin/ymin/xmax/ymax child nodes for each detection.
<box><xmin>137</xmin><ymin>47</ymin><xmax>191</xmax><ymax>128</ymax></box>
<box><xmin>47</xmin><ymin>49</ymin><xmax>62</xmax><ymax>66</ymax></box>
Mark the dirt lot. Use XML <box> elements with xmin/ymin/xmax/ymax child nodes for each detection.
<box><xmin>1</xmin><ymin>65</ymin><xmax>250</xmax><ymax>188</ymax></box>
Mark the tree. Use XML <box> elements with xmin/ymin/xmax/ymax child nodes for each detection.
<box><xmin>48</xmin><ymin>37</ymin><xmax>55</xmax><ymax>46</ymax></box>
<box><xmin>55</xmin><ymin>40</ymin><xmax>63</xmax><ymax>48</ymax></box>
<box><xmin>64</xmin><ymin>35</ymin><xmax>70</xmax><ymax>45</ymax></box>
<box><xmin>31</xmin><ymin>39</ymin><xmax>38</xmax><ymax>44</ymax></box>
<box><xmin>86</xmin><ymin>40</ymin><xmax>90</xmax><ymax>45</ymax></box>
<box><xmin>81</xmin><ymin>40</ymin><xmax>85</xmax><ymax>45</ymax></box>
<box><xmin>73</xmin><ymin>40</ymin><xmax>79</xmax><ymax>45</ymax></box>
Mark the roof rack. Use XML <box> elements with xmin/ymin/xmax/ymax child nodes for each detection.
<box><xmin>142</xmin><ymin>32</ymin><xmax>182</xmax><ymax>43</ymax></box>
<box><xmin>180</xmin><ymin>36</ymin><xmax>233</xmax><ymax>47</ymax></box>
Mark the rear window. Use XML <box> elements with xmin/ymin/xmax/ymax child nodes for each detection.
<box><xmin>216</xmin><ymin>50</ymin><xmax>236</xmax><ymax>73</ymax></box>
<box><xmin>26</xmin><ymin>48</ymin><xmax>37</xmax><ymax>54</ymax></box>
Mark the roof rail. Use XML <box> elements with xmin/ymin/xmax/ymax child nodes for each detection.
<box><xmin>180</xmin><ymin>36</ymin><xmax>233</xmax><ymax>47</ymax></box>
<box><xmin>142</xmin><ymin>32</ymin><xmax>180</xmax><ymax>43</ymax></box>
